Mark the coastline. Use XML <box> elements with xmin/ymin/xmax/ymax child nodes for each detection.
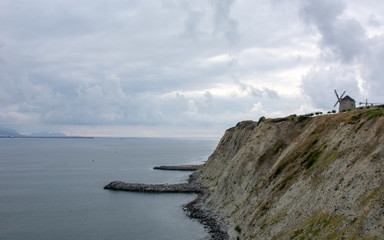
<box><xmin>104</xmin><ymin>166</ymin><xmax>230</xmax><ymax>240</ymax></box>
<box><xmin>183</xmin><ymin>172</ymin><xmax>230</xmax><ymax>240</ymax></box>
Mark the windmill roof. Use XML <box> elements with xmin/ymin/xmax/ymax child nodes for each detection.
<box><xmin>342</xmin><ymin>95</ymin><xmax>355</xmax><ymax>101</ymax></box>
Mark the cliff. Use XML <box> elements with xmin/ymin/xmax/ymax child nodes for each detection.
<box><xmin>199</xmin><ymin>108</ymin><xmax>384</xmax><ymax>239</ymax></box>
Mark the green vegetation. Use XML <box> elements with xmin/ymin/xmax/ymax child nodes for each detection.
<box><xmin>257</xmin><ymin>116</ymin><xmax>266</xmax><ymax>126</ymax></box>
<box><xmin>258</xmin><ymin>140</ymin><xmax>287</xmax><ymax>165</ymax></box>
<box><xmin>364</xmin><ymin>108</ymin><xmax>384</xmax><ymax>119</ymax></box>
<box><xmin>274</xmin><ymin>160</ymin><xmax>290</xmax><ymax>177</ymax></box>
<box><xmin>286</xmin><ymin>210</ymin><xmax>383</xmax><ymax>240</ymax></box>
<box><xmin>346</xmin><ymin>111</ymin><xmax>364</xmax><ymax>125</ymax></box>
<box><xmin>360</xmin><ymin>184</ymin><xmax>384</xmax><ymax>206</ymax></box>
<box><xmin>270</xmin><ymin>117</ymin><xmax>290</xmax><ymax>123</ymax></box>
<box><xmin>202</xmin><ymin>176</ymin><xmax>216</xmax><ymax>182</ymax></box>
<box><xmin>270</xmin><ymin>114</ymin><xmax>298</xmax><ymax>123</ymax></box>
<box><xmin>237</xmin><ymin>120</ymin><xmax>256</xmax><ymax>129</ymax></box>
<box><xmin>297</xmin><ymin>115</ymin><xmax>312</xmax><ymax>124</ymax></box>
<box><xmin>322</xmin><ymin>151</ymin><xmax>342</xmax><ymax>168</ymax></box>
<box><xmin>235</xmin><ymin>225</ymin><xmax>242</xmax><ymax>233</ymax></box>
<box><xmin>275</xmin><ymin>173</ymin><xmax>297</xmax><ymax>192</ymax></box>
<box><xmin>272</xmin><ymin>151</ymin><xmax>302</xmax><ymax>180</ymax></box>
<box><xmin>288</xmin><ymin>212</ymin><xmax>347</xmax><ymax>239</ymax></box>
<box><xmin>227</xmin><ymin>126</ymin><xmax>236</xmax><ymax>131</ymax></box>
<box><xmin>266</xmin><ymin>113</ymin><xmax>315</xmax><ymax>126</ymax></box>
<box><xmin>302</xmin><ymin>148</ymin><xmax>323</xmax><ymax>169</ymax></box>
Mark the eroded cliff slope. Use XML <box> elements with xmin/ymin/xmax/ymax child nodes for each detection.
<box><xmin>200</xmin><ymin>108</ymin><xmax>384</xmax><ymax>239</ymax></box>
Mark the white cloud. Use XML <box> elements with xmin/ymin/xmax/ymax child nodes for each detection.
<box><xmin>250</xmin><ymin>102</ymin><xmax>263</xmax><ymax>113</ymax></box>
<box><xmin>206</xmin><ymin>54</ymin><xmax>233</xmax><ymax>63</ymax></box>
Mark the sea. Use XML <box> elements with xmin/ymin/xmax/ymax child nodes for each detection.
<box><xmin>0</xmin><ymin>137</ymin><xmax>219</xmax><ymax>240</ymax></box>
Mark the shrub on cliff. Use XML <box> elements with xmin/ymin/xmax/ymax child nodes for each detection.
<box><xmin>257</xmin><ymin>116</ymin><xmax>266</xmax><ymax>125</ymax></box>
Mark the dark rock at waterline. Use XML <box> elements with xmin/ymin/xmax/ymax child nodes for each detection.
<box><xmin>183</xmin><ymin>184</ymin><xmax>230</xmax><ymax>239</ymax></box>
<box><xmin>104</xmin><ymin>181</ymin><xmax>204</xmax><ymax>193</ymax></box>
<box><xmin>184</xmin><ymin>172</ymin><xmax>230</xmax><ymax>240</ymax></box>
<box><xmin>153</xmin><ymin>165</ymin><xmax>201</xmax><ymax>171</ymax></box>
<box><xmin>184</xmin><ymin>196</ymin><xmax>230</xmax><ymax>240</ymax></box>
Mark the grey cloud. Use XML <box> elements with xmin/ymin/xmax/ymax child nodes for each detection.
<box><xmin>300</xmin><ymin>0</ymin><xmax>365</xmax><ymax>63</ymax></box>
<box><xmin>361</xmin><ymin>44</ymin><xmax>384</xmax><ymax>99</ymax></box>
<box><xmin>301</xmin><ymin>67</ymin><xmax>360</xmax><ymax>109</ymax></box>
<box><xmin>262</xmin><ymin>88</ymin><xmax>280</xmax><ymax>99</ymax></box>
<box><xmin>181</xmin><ymin>3</ymin><xmax>206</xmax><ymax>41</ymax></box>
<box><xmin>368</xmin><ymin>14</ymin><xmax>382</xmax><ymax>27</ymax></box>
<box><xmin>234</xmin><ymin>78</ymin><xmax>280</xmax><ymax>99</ymax></box>
<box><xmin>211</xmin><ymin>0</ymin><xmax>239</xmax><ymax>44</ymax></box>
<box><xmin>300</xmin><ymin>0</ymin><xmax>345</xmax><ymax>25</ymax></box>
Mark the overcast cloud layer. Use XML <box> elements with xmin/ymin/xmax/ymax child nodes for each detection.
<box><xmin>0</xmin><ymin>0</ymin><xmax>383</xmax><ymax>137</ymax></box>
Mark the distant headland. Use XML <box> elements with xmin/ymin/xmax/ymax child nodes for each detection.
<box><xmin>0</xmin><ymin>135</ymin><xmax>94</xmax><ymax>139</ymax></box>
<box><xmin>0</xmin><ymin>128</ymin><xmax>93</xmax><ymax>139</ymax></box>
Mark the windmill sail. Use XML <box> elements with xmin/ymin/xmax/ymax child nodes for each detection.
<box><xmin>340</xmin><ymin>91</ymin><xmax>345</xmax><ymax>99</ymax></box>
<box><xmin>334</xmin><ymin>89</ymin><xmax>339</xmax><ymax>99</ymax></box>
<box><xmin>334</xmin><ymin>90</ymin><xmax>346</xmax><ymax>108</ymax></box>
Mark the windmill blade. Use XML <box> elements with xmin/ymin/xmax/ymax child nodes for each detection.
<box><xmin>334</xmin><ymin>89</ymin><xmax>339</xmax><ymax>99</ymax></box>
<box><xmin>334</xmin><ymin>101</ymin><xmax>339</xmax><ymax>108</ymax></box>
<box><xmin>340</xmin><ymin>90</ymin><xmax>346</xmax><ymax>99</ymax></box>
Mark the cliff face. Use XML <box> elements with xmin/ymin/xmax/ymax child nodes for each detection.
<box><xmin>200</xmin><ymin>108</ymin><xmax>384</xmax><ymax>239</ymax></box>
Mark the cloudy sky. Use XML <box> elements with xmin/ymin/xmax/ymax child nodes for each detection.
<box><xmin>1</xmin><ymin>0</ymin><xmax>383</xmax><ymax>137</ymax></box>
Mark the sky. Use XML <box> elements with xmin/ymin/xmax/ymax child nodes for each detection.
<box><xmin>0</xmin><ymin>0</ymin><xmax>383</xmax><ymax>137</ymax></box>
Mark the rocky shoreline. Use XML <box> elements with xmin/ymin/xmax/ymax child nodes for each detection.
<box><xmin>183</xmin><ymin>172</ymin><xmax>230</xmax><ymax>240</ymax></box>
<box><xmin>104</xmin><ymin>166</ymin><xmax>230</xmax><ymax>240</ymax></box>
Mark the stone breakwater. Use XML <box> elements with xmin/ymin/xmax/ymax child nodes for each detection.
<box><xmin>153</xmin><ymin>165</ymin><xmax>200</xmax><ymax>171</ymax></box>
<box><xmin>104</xmin><ymin>181</ymin><xmax>204</xmax><ymax>193</ymax></box>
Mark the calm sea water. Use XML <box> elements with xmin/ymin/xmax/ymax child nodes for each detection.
<box><xmin>0</xmin><ymin>137</ymin><xmax>218</xmax><ymax>240</ymax></box>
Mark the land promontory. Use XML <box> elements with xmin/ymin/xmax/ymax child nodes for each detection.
<box><xmin>198</xmin><ymin>108</ymin><xmax>384</xmax><ymax>239</ymax></box>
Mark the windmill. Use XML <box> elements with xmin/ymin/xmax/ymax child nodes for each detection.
<box><xmin>334</xmin><ymin>89</ymin><xmax>356</xmax><ymax>112</ymax></box>
<box><xmin>334</xmin><ymin>89</ymin><xmax>345</xmax><ymax>108</ymax></box>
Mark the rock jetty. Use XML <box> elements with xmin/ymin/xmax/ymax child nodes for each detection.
<box><xmin>104</xmin><ymin>181</ymin><xmax>204</xmax><ymax>193</ymax></box>
<box><xmin>153</xmin><ymin>165</ymin><xmax>200</xmax><ymax>171</ymax></box>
